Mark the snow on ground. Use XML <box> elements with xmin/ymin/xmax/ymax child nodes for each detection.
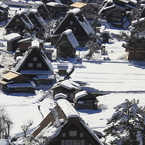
<box><xmin>0</xmin><ymin>5</ymin><xmax>145</xmax><ymax>144</ymax></box>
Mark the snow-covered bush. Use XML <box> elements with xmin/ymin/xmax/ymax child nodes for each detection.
<box><xmin>104</xmin><ymin>99</ymin><xmax>145</xmax><ymax>145</ymax></box>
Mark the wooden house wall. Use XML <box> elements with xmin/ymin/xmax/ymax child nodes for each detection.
<box><xmin>128</xmin><ymin>52</ymin><xmax>145</xmax><ymax>60</ymax></box>
<box><xmin>5</xmin><ymin>86</ymin><xmax>35</xmax><ymax>94</ymax></box>
<box><xmin>73</xmin><ymin>92</ymin><xmax>98</xmax><ymax>110</ymax></box>
<box><xmin>81</xmin><ymin>5</ymin><xmax>98</xmax><ymax>20</ymax></box>
<box><xmin>48</xmin><ymin>121</ymin><xmax>101</xmax><ymax>145</ymax></box>
<box><xmin>7</xmin><ymin>39</ymin><xmax>20</xmax><ymax>52</ymax></box>
<box><xmin>0</xmin><ymin>11</ymin><xmax>8</xmax><ymax>22</ymax></box>
<box><xmin>19</xmin><ymin>49</ymin><xmax>51</xmax><ymax>71</ymax></box>
<box><xmin>46</xmin><ymin>5</ymin><xmax>68</xmax><ymax>19</ymax></box>
<box><xmin>12</xmin><ymin>75</ymin><xmax>30</xmax><ymax>83</ymax></box>
<box><xmin>74</xmin><ymin>101</ymin><xmax>98</xmax><ymax>110</ymax></box>
<box><xmin>34</xmin><ymin>79</ymin><xmax>54</xmax><ymax>86</ymax></box>
<box><xmin>19</xmin><ymin>42</ymin><xmax>31</xmax><ymax>52</ymax></box>
<box><xmin>6</xmin><ymin>15</ymin><xmax>25</xmax><ymax>33</ymax></box>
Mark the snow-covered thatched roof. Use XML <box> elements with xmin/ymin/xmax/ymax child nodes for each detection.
<box><xmin>52</xmin><ymin>79</ymin><xmax>81</xmax><ymax>90</ymax></box>
<box><xmin>75</xmin><ymin>90</ymin><xmax>88</xmax><ymax>100</ymax></box>
<box><xmin>30</xmin><ymin>99</ymin><xmax>104</xmax><ymax>145</ymax></box>
<box><xmin>54</xmin><ymin>8</ymin><xmax>95</xmax><ymax>36</ymax></box>
<box><xmin>29</xmin><ymin>8</ymin><xmax>46</xmax><ymax>28</ymax></box>
<box><xmin>54</xmin><ymin>93</ymin><xmax>67</xmax><ymax>100</ymax></box>
<box><xmin>14</xmin><ymin>40</ymin><xmax>54</xmax><ymax>74</ymax></box>
<box><xmin>57</xmin><ymin>29</ymin><xmax>79</xmax><ymax>48</ymax></box>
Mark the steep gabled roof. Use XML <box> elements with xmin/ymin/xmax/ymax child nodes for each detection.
<box><xmin>30</xmin><ymin>99</ymin><xmax>104</xmax><ymax>145</ymax></box>
<box><xmin>14</xmin><ymin>40</ymin><xmax>54</xmax><ymax>75</ymax></box>
<box><xmin>28</xmin><ymin>9</ymin><xmax>46</xmax><ymax>28</ymax></box>
<box><xmin>56</xmin><ymin>29</ymin><xmax>79</xmax><ymax>48</ymax></box>
<box><xmin>53</xmin><ymin>8</ymin><xmax>95</xmax><ymax>36</ymax></box>
<box><xmin>5</xmin><ymin>9</ymin><xmax>34</xmax><ymax>30</ymax></box>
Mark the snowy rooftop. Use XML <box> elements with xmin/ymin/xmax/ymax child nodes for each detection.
<box><xmin>46</xmin><ymin>2</ymin><xmax>65</xmax><ymax>6</ymax></box>
<box><xmin>60</xmin><ymin>79</ymin><xmax>81</xmax><ymax>90</ymax></box>
<box><xmin>62</xmin><ymin>29</ymin><xmax>79</xmax><ymax>48</ymax></box>
<box><xmin>29</xmin><ymin>9</ymin><xmax>38</xmax><ymax>14</ymax></box>
<box><xmin>3</xmin><ymin>33</ymin><xmax>21</xmax><ymax>42</ymax></box>
<box><xmin>132</xmin><ymin>17</ymin><xmax>145</xmax><ymax>25</ymax></box>
<box><xmin>16</xmin><ymin>9</ymin><xmax>26</xmax><ymax>15</ymax></box>
<box><xmin>75</xmin><ymin>90</ymin><xmax>88</xmax><ymax>100</ymax></box>
<box><xmin>67</xmin><ymin>8</ymin><xmax>81</xmax><ymax>14</ymax></box>
<box><xmin>31</xmin><ymin>40</ymin><xmax>40</xmax><ymax>48</ymax></box>
<box><xmin>54</xmin><ymin>93</ymin><xmax>67</xmax><ymax>100</ymax></box>
<box><xmin>57</xmin><ymin>99</ymin><xmax>80</xmax><ymax>119</ymax></box>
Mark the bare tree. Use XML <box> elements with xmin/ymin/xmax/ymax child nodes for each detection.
<box><xmin>0</xmin><ymin>106</ymin><xmax>12</xmax><ymax>139</ymax></box>
<box><xmin>84</xmin><ymin>40</ymin><xmax>100</xmax><ymax>59</ymax></box>
<box><xmin>21</xmin><ymin>120</ymin><xmax>33</xmax><ymax>138</ymax></box>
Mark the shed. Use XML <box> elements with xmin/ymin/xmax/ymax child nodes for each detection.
<box><xmin>0</xmin><ymin>71</ymin><xmax>35</xmax><ymax>93</ymax></box>
<box><xmin>73</xmin><ymin>90</ymin><xmax>99</xmax><ymax>110</ymax></box>
<box><xmin>3</xmin><ymin>33</ymin><xmax>21</xmax><ymax>51</ymax></box>
<box><xmin>51</xmin><ymin>79</ymin><xmax>81</xmax><ymax>102</ymax></box>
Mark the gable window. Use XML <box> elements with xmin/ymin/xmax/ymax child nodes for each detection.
<box><xmin>69</xmin><ymin>131</ymin><xmax>77</xmax><ymax>136</ymax></box>
<box><xmin>80</xmin><ymin>133</ymin><xmax>83</xmax><ymax>137</ymax></box>
<box><xmin>31</xmin><ymin>18</ymin><xmax>35</xmax><ymax>22</ymax></box>
<box><xmin>61</xmin><ymin>140</ymin><xmax>85</xmax><ymax>145</ymax></box>
<box><xmin>33</xmin><ymin>57</ymin><xmax>37</xmax><ymax>61</ymax></box>
<box><xmin>28</xmin><ymin>63</ymin><xmax>33</xmax><ymax>67</ymax></box>
<box><xmin>62</xmin><ymin>133</ymin><xmax>66</xmax><ymax>137</ymax></box>
<box><xmin>70</xmin><ymin>21</ymin><xmax>73</xmax><ymax>25</ymax></box>
<box><xmin>74</xmin><ymin>27</ymin><xmax>76</xmax><ymax>31</ymax></box>
<box><xmin>37</xmin><ymin>63</ymin><xmax>42</xmax><ymax>68</ymax></box>
<box><xmin>16</xmin><ymin>18</ymin><xmax>19</xmax><ymax>22</ymax></box>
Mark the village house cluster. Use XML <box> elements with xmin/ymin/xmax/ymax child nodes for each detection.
<box><xmin>0</xmin><ymin>0</ymin><xmax>144</xmax><ymax>144</ymax></box>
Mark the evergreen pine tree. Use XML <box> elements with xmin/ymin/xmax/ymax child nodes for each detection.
<box><xmin>104</xmin><ymin>99</ymin><xmax>145</xmax><ymax>145</ymax></box>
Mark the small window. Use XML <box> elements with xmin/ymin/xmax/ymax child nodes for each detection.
<box><xmin>70</xmin><ymin>21</ymin><xmax>73</xmax><ymax>25</ymax></box>
<box><xmin>69</xmin><ymin>131</ymin><xmax>77</xmax><ymax>136</ymax></box>
<box><xmin>61</xmin><ymin>140</ymin><xmax>65</xmax><ymax>145</ymax></box>
<box><xmin>74</xmin><ymin>27</ymin><xmax>76</xmax><ymax>31</ymax></box>
<box><xmin>62</xmin><ymin>133</ymin><xmax>66</xmax><ymax>137</ymax></box>
<box><xmin>28</xmin><ymin>63</ymin><xmax>33</xmax><ymax>67</ymax></box>
<box><xmin>16</xmin><ymin>18</ymin><xmax>19</xmax><ymax>22</ymax></box>
<box><xmin>33</xmin><ymin>57</ymin><xmax>37</xmax><ymax>61</ymax></box>
<box><xmin>37</xmin><ymin>63</ymin><xmax>42</xmax><ymax>68</ymax></box>
<box><xmin>31</xmin><ymin>18</ymin><xmax>35</xmax><ymax>22</ymax></box>
<box><xmin>80</xmin><ymin>133</ymin><xmax>83</xmax><ymax>137</ymax></box>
